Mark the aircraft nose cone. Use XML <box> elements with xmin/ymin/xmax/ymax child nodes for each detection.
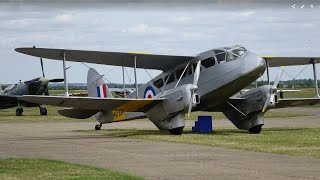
<box><xmin>260</xmin><ymin>58</ymin><xmax>266</xmax><ymax>67</ymax></box>
<box><xmin>40</xmin><ymin>77</ymin><xmax>49</xmax><ymax>87</ymax></box>
<box><xmin>259</xmin><ymin>58</ymin><xmax>266</xmax><ymax>69</ymax></box>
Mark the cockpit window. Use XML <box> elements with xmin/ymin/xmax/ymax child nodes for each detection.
<box><xmin>226</xmin><ymin>52</ymin><xmax>237</xmax><ymax>62</ymax></box>
<box><xmin>4</xmin><ymin>84</ymin><xmax>16</xmax><ymax>93</ymax></box>
<box><xmin>201</xmin><ymin>57</ymin><xmax>215</xmax><ymax>68</ymax></box>
<box><xmin>231</xmin><ymin>47</ymin><xmax>247</xmax><ymax>56</ymax></box>
<box><xmin>214</xmin><ymin>50</ymin><xmax>226</xmax><ymax>63</ymax></box>
<box><xmin>214</xmin><ymin>47</ymin><xmax>247</xmax><ymax>63</ymax></box>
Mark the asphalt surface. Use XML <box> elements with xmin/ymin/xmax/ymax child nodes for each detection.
<box><xmin>0</xmin><ymin>107</ymin><xmax>320</xmax><ymax>180</ymax></box>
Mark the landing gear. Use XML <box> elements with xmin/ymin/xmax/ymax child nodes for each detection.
<box><xmin>249</xmin><ymin>125</ymin><xmax>262</xmax><ymax>134</ymax></box>
<box><xmin>95</xmin><ymin>123</ymin><xmax>102</xmax><ymax>130</ymax></box>
<box><xmin>39</xmin><ymin>105</ymin><xmax>47</xmax><ymax>116</ymax></box>
<box><xmin>169</xmin><ymin>127</ymin><xmax>184</xmax><ymax>135</ymax></box>
<box><xmin>16</xmin><ymin>107</ymin><xmax>24</xmax><ymax>116</ymax></box>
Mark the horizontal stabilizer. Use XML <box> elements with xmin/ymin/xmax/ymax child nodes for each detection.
<box><xmin>58</xmin><ymin>108</ymin><xmax>98</xmax><ymax>119</ymax></box>
<box><xmin>19</xmin><ymin>95</ymin><xmax>163</xmax><ymax>112</ymax></box>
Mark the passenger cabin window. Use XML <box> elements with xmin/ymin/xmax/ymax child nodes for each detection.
<box><xmin>153</xmin><ymin>78</ymin><xmax>164</xmax><ymax>88</ymax></box>
<box><xmin>214</xmin><ymin>50</ymin><xmax>226</xmax><ymax>64</ymax></box>
<box><xmin>201</xmin><ymin>57</ymin><xmax>215</xmax><ymax>68</ymax></box>
<box><xmin>175</xmin><ymin>67</ymin><xmax>186</xmax><ymax>79</ymax></box>
<box><xmin>164</xmin><ymin>73</ymin><xmax>175</xmax><ymax>84</ymax></box>
<box><xmin>187</xmin><ymin>65</ymin><xmax>193</xmax><ymax>75</ymax></box>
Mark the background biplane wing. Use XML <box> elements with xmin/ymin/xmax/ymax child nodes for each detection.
<box><xmin>263</xmin><ymin>56</ymin><xmax>320</xmax><ymax>67</ymax></box>
<box><xmin>275</xmin><ymin>98</ymin><xmax>320</xmax><ymax>108</ymax></box>
<box><xmin>19</xmin><ymin>95</ymin><xmax>163</xmax><ymax>112</ymax></box>
<box><xmin>15</xmin><ymin>47</ymin><xmax>193</xmax><ymax>71</ymax></box>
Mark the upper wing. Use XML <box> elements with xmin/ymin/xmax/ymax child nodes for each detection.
<box><xmin>263</xmin><ymin>56</ymin><xmax>320</xmax><ymax>67</ymax></box>
<box><xmin>275</xmin><ymin>98</ymin><xmax>320</xmax><ymax>108</ymax></box>
<box><xmin>19</xmin><ymin>95</ymin><xmax>163</xmax><ymax>112</ymax></box>
<box><xmin>15</xmin><ymin>47</ymin><xmax>193</xmax><ymax>71</ymax></box>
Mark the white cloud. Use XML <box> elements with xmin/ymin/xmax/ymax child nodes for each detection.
<box><xmin>172</xmin><ymin>16</ymin><xmax>192</xmax><ymax>23</ymax></box>
<box><xmin>53</xmin><ymin>12</ymin><xmax>75</xmax><ymax>23</ymax></box>
<box><xmin>238</xmin><ymin>11</ymin><xmax>255</xmax><ymax>17</ymax></box>
<box><xmin>122</xmin><ymin>23</ymin><xmax>171</xmax><ymax>35</ymax></box>
<box><xmin>1</xmin><ymin>18</ymin><xmax>41</xmax><ymax>29</ymax></box>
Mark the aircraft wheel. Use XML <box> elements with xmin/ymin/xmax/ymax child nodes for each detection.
<box><xmin>169</xmin><ymin>127</ymin><xmax>184</xmax><ymax>135</ymax></box>
<box><xmin>95</xmin><ymin>124</ymin><xmax>101</xmax><ymax>130</ymax></box>
<box><xmin>40</xmin><ymin>107</ymin><xmax>47</xmax><ymax>116</ymax></box>
<box><xmin>249</xmin><ymin>125</ymin><xmax>262</xmax><ymax>134</ymax></box>
<box><xmin>16</xmin><ymin>108</ymin><xmax>23</xmax><ymax>116</ymax></box>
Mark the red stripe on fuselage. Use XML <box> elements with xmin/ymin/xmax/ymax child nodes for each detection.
<box><xmin>103</xmin><ymin>84</ymin><xmax>107</xmax><ymax>97</ymax></box>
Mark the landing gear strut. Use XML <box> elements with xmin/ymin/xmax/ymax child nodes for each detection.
<box><xmin>16</xmin><ymin>107</ymin><xmax>23</xmax><ymax>116</ymax></box>
<box><xmin>95</xmin><ymin>123</ymin><xmax>102</xmax><ymax>130</ymax></box>
<box><xmin>39</xmin><ymin>106</ymin><xmax>47</xmax><ymax>116</ymax></box>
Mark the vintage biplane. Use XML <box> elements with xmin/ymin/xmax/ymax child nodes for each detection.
<box><xmin>16</xmin><ymin>45</ymin><xmax>320</xmax><ymax>134</ymax></box>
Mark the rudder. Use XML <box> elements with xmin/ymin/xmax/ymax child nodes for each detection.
<box><xmin>87</xmin><ymin>68</ymin><xmax>113</xmax><ymax>98</ymax></box>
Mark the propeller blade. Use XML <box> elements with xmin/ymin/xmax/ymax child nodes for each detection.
<box><xmin>49</xmin><ymin>78</ymin><xmax>64</xmax><ymax>83</ymax></box>
<box><xmin>187</xmin><ymin>93</ymin><xmax>193</xmax><ymax>117</ymax></box>
<box><xmin>263</xmin><ymin>68</ymin><xmax>284</xmax><ymax>113</ymax></box>
<box><xmin>262</xmin><ymin>94</ymin><xmax>270</xmax><ymax>113</ymax></box>
<box><xmin>272</xmin><ymin>67</ymin><xmax>284</xmax><ymax>89</ymax></box>
<box><xmin>193</xmin><ymin>61</ymin><xmax>201</xmax><ymax>86</ymax></box>
<box><xmin>187</xmin><ymin>61</ymin><xmax>202</xmax><ymax>117</ymax></box>
<box><xmin>40</xmin><ymin>58</ymin><xmax>45</xmax><ymax>77</ymax></box>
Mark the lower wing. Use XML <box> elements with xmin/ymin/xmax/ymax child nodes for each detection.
<box><xmin>19</xmin><ymin>95</ymin><xmax>163</xmax><ymax>112</ymax></box>
<box><xmin>276</xmin><ymin>98</ymin><xmax>320</xmax><ymax>108</ymax></box>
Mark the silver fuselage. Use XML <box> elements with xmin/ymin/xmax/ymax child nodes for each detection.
<box><xmin>133</xmin><ymin>48</ymin><xmax>266</xmax><ymax>112</ymax></box>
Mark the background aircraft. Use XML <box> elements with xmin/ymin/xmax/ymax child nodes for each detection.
<box><xmin>0</xmin><ymin>58</ymin><xmax>63</xmax><ymax>116</ymax></box>
<box><xmin>16</xmin><ymin>45</ymin><xmax>320</xmax><ymax>134</ymax></box>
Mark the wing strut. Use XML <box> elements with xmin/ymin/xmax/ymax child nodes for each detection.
<box><xmin>266</xmin><ymin>60</ymin><xmax>270</xmax><ymax>85</ymax></box>
<box><xmin>134</xmin><ymin>55</ymin><xmax>139</xmax><ymax>98</ymax></box>
<box><xmin>122</xmin><ymin>66</ymin><xmax>126</xmax><ymax>98</ymax></box>
<box><xmin>62</xmin><ymin>51</ymin><xmax>69</xmax><ymax>97</ymax></box>
<box><xmin>311</xmin><ymin>59</ymin><xmax>320</xmax><ymax>98</ymax></box>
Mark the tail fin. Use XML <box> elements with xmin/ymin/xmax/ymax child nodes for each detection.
<box><xmin>86</xmin><ymin>68</ymin><xmax>145</xmax><ymax>124</ymax></box>
<box><xmin>87</xmin><ymin>68</ymin><xmax>113</xmax><ymax>98</ymax></box>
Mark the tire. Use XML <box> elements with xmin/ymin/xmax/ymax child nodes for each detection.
<box><xmin>169</xmin><ymin>127</ymin><xmax>184</xmax><ymax>135</ymax></box>
<box><xmin>16</xmin><ymin>108</ymin><xmax>23</xmax><ymax>116</ymax></box>
<box><xmin>95</xmin><ymin>124</ymin><xmax>101</xmax><ymax>130</ymax></box>
<box><xmin>40</xmin><ymin>108</ymin><xmax>47</xmax><ymax>116</ymax></box>
<box><xmin>249</xmin><ymin>125</ymin><xmax>262</xmax><ymax>134</ymax></box>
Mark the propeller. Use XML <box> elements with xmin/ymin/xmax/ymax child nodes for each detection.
<box><xmin>40</xmin><ymin>57</ymin><xmax>45</xmax><ymax>77</ymax></box>
<box><xmin>38</xmin><ymin>57</ymin><xmax>64</xmax><ymax>95</ymax></box>
<box><xmin>49</xmin><ymin>78</ymin><xmax>64</xmax><ymax>83</ymax></box>
<box><xmin>187</xmin><ymin>60</ymin><xmax>201</xmax><ymax>117</ymax></box>
<box><xmin>262</xmin><ymin>67</ymin><xmax>284</xmax><ymax>112</ymax></box>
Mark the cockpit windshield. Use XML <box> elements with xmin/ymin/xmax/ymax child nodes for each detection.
<box><xmin>4</xmin><ymin>84</ymin><xmax>16</xmax><ymax>93</ymax></box>
<box><xmin>214</xmin><ymin>46</ymin><xmax>247</xmax><ymax>64</ymax></box>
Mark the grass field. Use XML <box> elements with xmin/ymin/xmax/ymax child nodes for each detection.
<box><xmin>0</xmin><ymin>105</ymin><xmax>313</xmax><ymax>123</ymax></box>
<box><xmin>0</xmin><ymin>158</ymin><xmax>143</xmax><ymax>180</ymax></box>
<box><xmin>80</xmin><ymin>127</ymin><xmax>320</xmax><ymax>158</ymax></box>
<box><xmin>0</xmin><ymin>106</ymin><xmax>95</xmax><ymax>123</ymax></box>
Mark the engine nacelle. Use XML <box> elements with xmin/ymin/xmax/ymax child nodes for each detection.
<box><xmin>145</xmin><ymin>84</ymin><xmax>197</xmax><ymax>131</ymax></box>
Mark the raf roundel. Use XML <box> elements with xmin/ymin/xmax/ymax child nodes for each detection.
<box><xmin>144</xmin><ymin>86</ymin><xmax>156</xmax><ymax>99</ymax></box>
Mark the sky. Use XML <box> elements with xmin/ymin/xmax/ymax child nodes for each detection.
<box><xmin>1</xmin><ymin>1</ymin><xmax>320</xmax><ymax>84</ymax></box>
